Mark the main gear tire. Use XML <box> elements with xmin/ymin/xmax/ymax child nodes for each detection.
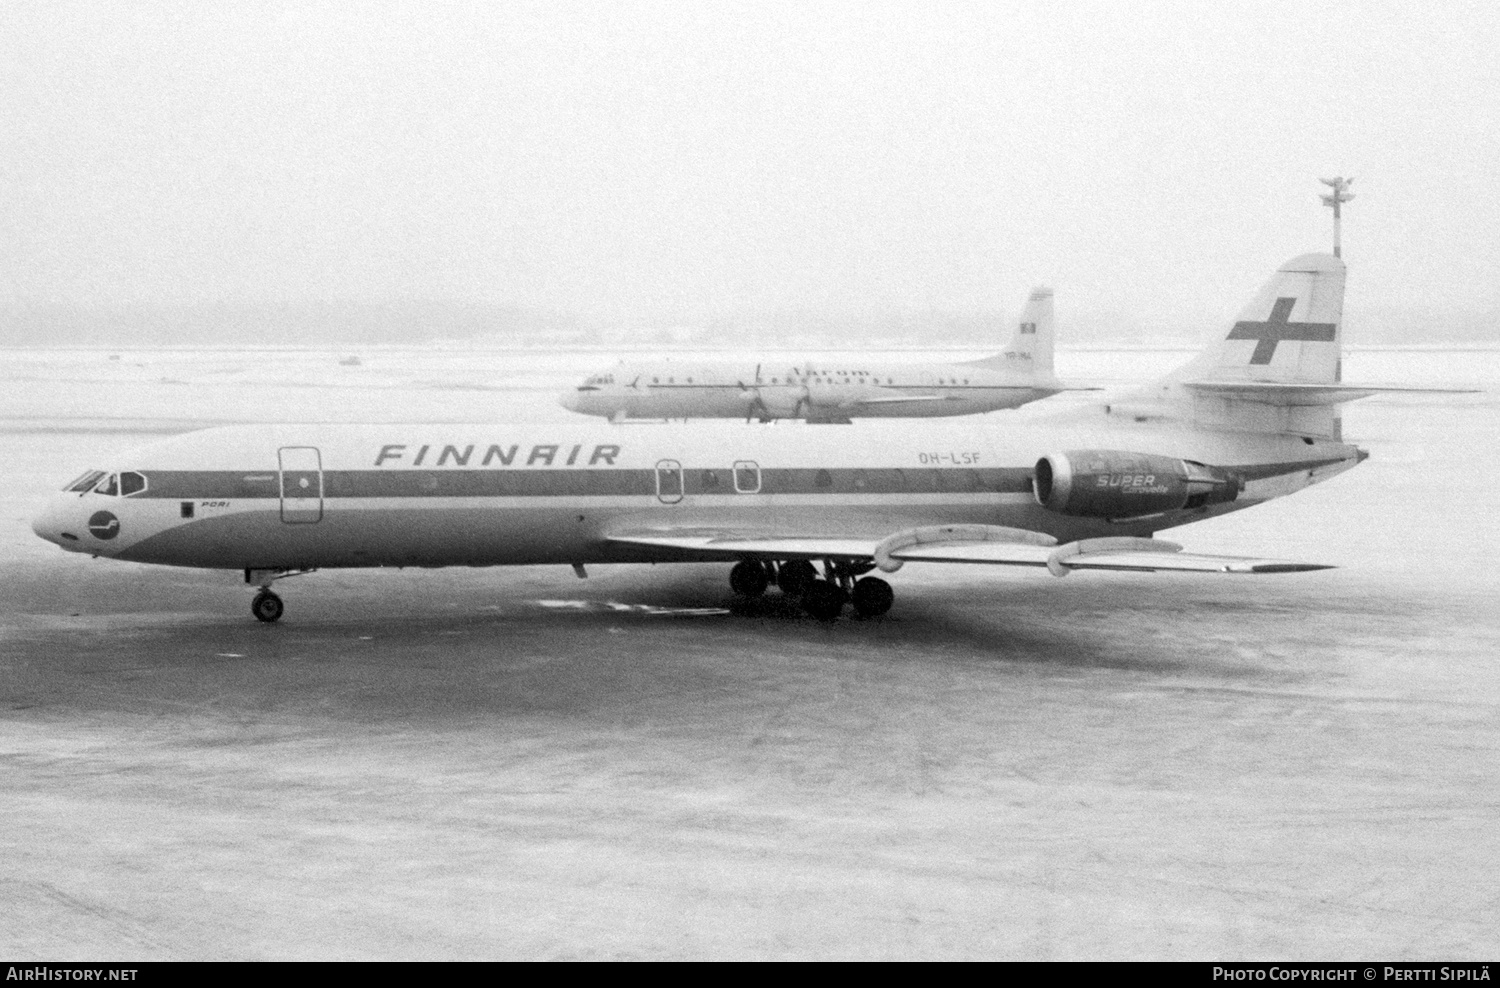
<box><xmin>776</xmin><ymin>559</ymin><xmax>817</xmax><ymax>597</ymax></box>
<box><xmin>850</xmin><ymin>577</ymin><xmax>894</xmax><ymax>618</ymax></box>
<box><xmin>729</xmin><ymin>560</ymin><xmax>770</xmax><ymax>597</ymax></box>
<box><xmin>802</xmin><ymin>580</ymin><xmax>847</xmax><ymax>622</ymax></box>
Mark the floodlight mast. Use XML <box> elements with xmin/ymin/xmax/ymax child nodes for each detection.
<box><xmin>1319</xmin><ymin>176</ymin><xmax>1354</xmax><ymax>258</ymax></box>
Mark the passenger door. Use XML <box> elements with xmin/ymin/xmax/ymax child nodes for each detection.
<box><xmin>655</xmin><ymin>459</ymin><xmax>684</xmax><ymax>505</ymax></box>
<box><xmin>278</xmin><ymin>447</ymin><xmax>324</xmax><ymax>523</ymax></box>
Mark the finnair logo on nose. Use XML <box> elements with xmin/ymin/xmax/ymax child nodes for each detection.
<box><xmin>88</xmin><ymin>511</ymin><xmax>120</xmax><ymax>540</ymax></box>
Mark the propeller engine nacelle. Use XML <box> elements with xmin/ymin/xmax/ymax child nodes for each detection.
<box><xmin>745</xmin><ymin>384</ymin><xmax>810</xmax><ymax>420</ymax></box>
<box><xmin>1033</xmin><ymin>450</ymin><xmax>1241</xmax><ymax>519</ymax></box>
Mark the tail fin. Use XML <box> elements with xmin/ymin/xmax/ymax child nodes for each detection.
<box><xmin>1147</xmin><ymin>252</ymin><xmax>1462</xmax><ymax>438</ymax></box>
<box><xmin>1172</xmin><ymin>253</ymin><xmax>1345</xmax><ymax>385</ymax></box>
<box><xmin>966</xmin><ymin>287</ymin><xmax>1055</xmax><ymax>378</ymax></box>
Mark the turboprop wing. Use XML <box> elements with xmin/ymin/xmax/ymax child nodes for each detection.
<box><xmin>846</xmin><ymin>394</ymin><xmax>966</xmax><ymax>406</ymax></box>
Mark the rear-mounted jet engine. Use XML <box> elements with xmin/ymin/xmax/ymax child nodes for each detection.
<box><xmin>1033</xmin><ymin>450</ymin><xmax>1241</xmax><ymax>519</ymax></box>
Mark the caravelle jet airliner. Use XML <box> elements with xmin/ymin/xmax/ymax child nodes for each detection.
<box><xmin>561</xmin><ymin>288</ymin><xmax>1079</xmax><ymax>423</ymax></box>
<box><xmin>33</xmin><ymin>253</ymin><xmax>1458</xmax><ymax>624</ymax></box>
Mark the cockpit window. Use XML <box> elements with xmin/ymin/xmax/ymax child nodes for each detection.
<box><xmin>120</xmin><ymin>471</ymin><xmax>147</xmax><ymax>496</ymax></box>
<box><xmin>94</xmin><ymin>473</ymin><xmax>119</xmax><ymax>496</ymax></box>
<box><xmin>65</xmin><ymin>470</ymin><xmax>106</xmax><ymax>492</ymax></box>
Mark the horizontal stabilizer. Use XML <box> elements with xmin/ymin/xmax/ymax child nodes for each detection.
<box><xmin>1183</xmin><ymin>380</ymin><xmax>1477</xmax><ymax>407</ymax></box>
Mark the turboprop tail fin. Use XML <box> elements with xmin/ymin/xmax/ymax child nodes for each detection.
<box><xmin>965</xmin><ymin>287</ymin><xmax>1055</xmax><ymax>379</ymax></box>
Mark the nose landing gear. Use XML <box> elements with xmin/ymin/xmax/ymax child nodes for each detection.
<box><xmin>251</xmin><ymin>589</ymin><xmax>285</xmax><ymax>623</ymax></box>
<box><xmin>244</xmin><ymin>568</ymin><xmax>315</xmax><ymax>624</ymax></box>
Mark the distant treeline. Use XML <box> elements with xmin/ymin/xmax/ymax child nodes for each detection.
<box><xmin>0</xmin><ymin>302</ymin><xmax>583</xmax><ymax>347</ymax></box>
<box><xmin>0</xmin><ymin>301</ymin><xmax>1493</xmax><ymax>347</ymax></box>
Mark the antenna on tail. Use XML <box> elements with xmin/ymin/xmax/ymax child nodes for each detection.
<box><xmin>1319</xmin><ymin>176</ymin><xmax>1354</xmax><ymax>259</ymax></box>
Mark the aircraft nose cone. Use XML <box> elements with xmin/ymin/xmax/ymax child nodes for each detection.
<box><xmin>31</xmin><ymin>499</ymin><xmax>67</xmax><ymax>546</ymax></box>
<box><xmin>559</xmin><ymin>390</ymin><xmax>580</xmax><ymax>412</ymax></box>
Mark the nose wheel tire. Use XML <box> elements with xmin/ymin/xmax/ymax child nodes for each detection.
<box><xmin>251</xmin><ymin>590</ymin><xmax>284</xmax><ymax>623</ymax></box>
<box><xmin>850</xmin><ymin>577</ymin><xmax>894</xmax><ymax>618</ymax></box>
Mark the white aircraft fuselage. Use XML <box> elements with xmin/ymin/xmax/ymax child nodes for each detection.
<box><xmin>561</xmin><ymin>359</ymin><xmax>1062</xmax><ymax>422</ymax></box>
<box><xmin>32</xmin><ymin>413</ymin><xmax>1360</xmax><ymax>573</ymax></box>
<box><xmin>563</xmin><ymin>287</ymin><xmax>1066</xmax><ymax>422</ymax></box>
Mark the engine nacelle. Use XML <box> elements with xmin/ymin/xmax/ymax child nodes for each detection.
<box><xmin>1033</xmin><ymin>450</ymin><xmax>1241</xmax><ymax>519</ymax></box>
<box><xmin>749</xmin><ymin>385</ymin><xmax>811</xmax><ymax>420</ymax></box>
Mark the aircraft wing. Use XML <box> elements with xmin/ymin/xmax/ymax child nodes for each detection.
<box><xmin>605</xmin><ymin>526</ymin><xmax>1331</xmax><ymax>575</ymax></box>
<box><xmin>607</xmin><ymin>532</ymin><xmax>881</xmax><ymax>560</ymax></box>
<box><xmin>847</xmin><ymin>394</ymin><xmax>964</xmax><ymax>406</ymax></box>
<box><xmin>1183</xmin><ymin>380</ymin><xmax>1478</xmax><ymax>406</ymax></box>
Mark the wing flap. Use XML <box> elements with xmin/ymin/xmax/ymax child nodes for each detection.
<box><xmin>607</xmin><ymin>532</ymin><xmax>879</xmax><ymax>560</ymax></box>
<box><xmin>887</xmin><ymin>542</ymin><xmax>1056</xmax><ymax>566</ymax></box>
<box><xmin>889</xmin><ymin>537</ymin><xmax>1327</xmax><ymax>573</ymax></box>
<box><xmin>607</xmin><ymin>528</ymin><xmax>1331</xmax><ymax>575</ymax></box>
<box><xmin>1060</xmin><ymin>551</ymin><xmax>1332</xmax><ymax>573</ymax></box>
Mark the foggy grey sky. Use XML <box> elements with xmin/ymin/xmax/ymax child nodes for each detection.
<box><xmin>3</xmin><ymin>0</ymin><xmax>1496</xmax><ymax>333</ymax></box>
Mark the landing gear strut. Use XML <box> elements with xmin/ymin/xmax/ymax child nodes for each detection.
<box><xmin>251</xmin><ymin>589</ymin><xmax>284</xmax><ymax>623</ymax></box>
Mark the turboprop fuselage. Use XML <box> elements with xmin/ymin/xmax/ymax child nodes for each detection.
<box><xmin>32</xmin><ymin>413</ymin><xmax>1362</xmax><ymax>573</ymax></box>
<box><xmin>562</xmin><ymin>287</ymin><xmax>1067</xmax><ymax>423</ymax></box>
<box><xmin>561</xmin><ymin>359</ymin><xmax>1063</xmax><ymax>423</ymax></box>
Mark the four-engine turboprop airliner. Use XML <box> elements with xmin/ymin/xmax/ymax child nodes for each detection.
<box><xmin>33</xmin><ymin>253</ymin><xmax>1457</xmax><ymax>624</ymax></box>
<box><xmin>561</xmin><ymin>287</ymin><xmax>1080</xmax><ymax>423</ymax></box>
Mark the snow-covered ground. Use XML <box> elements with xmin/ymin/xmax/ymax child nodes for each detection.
<box><xmin>1</xmin><ymin>345</ymin><xmax>1496</xmax><ymax>959</ymax></box>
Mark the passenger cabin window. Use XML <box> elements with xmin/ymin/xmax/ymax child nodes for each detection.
<box><xmin>120</xmin><ymin>471</ymin><xmax>147</xmax><ymax>496</ymax></box>
<box><xmin>733</xmin><ymin>461</ymin><xmax>761</xmax><ymax>494</ymax></box>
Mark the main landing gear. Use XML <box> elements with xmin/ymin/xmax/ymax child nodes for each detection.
<box><xmin>728</xmin><ymin>559</ymin><xmax>894</xmax><ymax>621</ymax></box>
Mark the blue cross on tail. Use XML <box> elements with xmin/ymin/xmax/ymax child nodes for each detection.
<box><xmin>1226</xmin><ymin>297</ymin><xmax>1336</xmax><ymax>365</ymax></box>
